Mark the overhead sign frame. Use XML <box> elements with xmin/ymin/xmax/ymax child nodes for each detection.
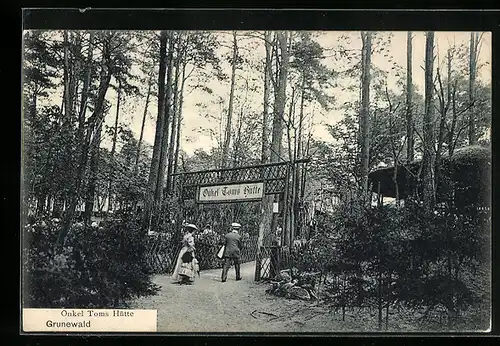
<box><xmin>173</xmin><ymin>161</ymin><xmax>294</xmax><ymax>202</ymax></box>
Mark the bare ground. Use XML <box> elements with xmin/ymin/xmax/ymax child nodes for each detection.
<box><xmin>129</xmin><ymin>261</ymin><xmax>357</xmax><ymax>333</ymax></box>
<box><xmin>129</xmin><ymin>261</ymin><xmax>489</xmax><ymax>333</ymax></box>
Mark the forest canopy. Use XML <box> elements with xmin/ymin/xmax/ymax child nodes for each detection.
<box><xmin>22</xmin><ymin>30</ymin><xmax>491</xmax><ymax>237</ymax></box>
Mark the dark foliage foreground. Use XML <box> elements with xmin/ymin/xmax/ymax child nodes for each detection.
<box><xmin>23</xmin><ymin>217</ymin><xmax>160</xmax><ymax>308</ymax></box>
<box><xmin>289</xmin><ymin>201</ymin><xmax>490</xmax><ymax>331</ymax></box>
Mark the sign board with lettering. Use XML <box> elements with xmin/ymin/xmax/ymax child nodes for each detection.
<box><xmin>197</xmin><ymin>182</ymin><xmax>265</xmax><ymax>203</ymax></box>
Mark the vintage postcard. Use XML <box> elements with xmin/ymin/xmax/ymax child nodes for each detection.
<box><xmin>21</xmin><ymin>9</ymin><xmax>492</xmax><ymax>334</ymax></box>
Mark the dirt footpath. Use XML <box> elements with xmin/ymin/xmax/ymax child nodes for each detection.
<box><xmin>129</xmin><ymin>261</ymin><xmax>350</xmax><ymax>333</ymax></box>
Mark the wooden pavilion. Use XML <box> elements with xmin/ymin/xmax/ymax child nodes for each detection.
<box><xmin>367</xmin><ymin>145</ymin><xmax>491</xmax><ymax>209</ymax></box>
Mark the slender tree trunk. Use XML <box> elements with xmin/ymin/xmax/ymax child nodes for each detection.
<box><xmin>135</xmin><ymin>74</ymin><xmax>153</xmax><ymax>176</ymax></box>
<box><xmin>69</xmin><ymin>32</ymin><xmax>81</xmax><ymax>118</ymax></box>
<box><xmin>232</xmin><ymin>108</ymin><xmax>244</xmax><ymax>167</ymax></box>
<box><xmin>272</xmin><ymin>31</ymin><xmax>290</xmax><ymax>162</ymax></box>
<box><xmin>297</xmin><ymin>76</ymin><xmax>305</xmax><ymax>161</ymax></box>
<box><xmin>84</xmin><ymin>118</ymin><xmax>104</xmax><ymax>223</ymax></box>
<box><xmin>61</xmin><ymin>33</ymin><xmax>79</xmax><ymax>214</ymax></box>
<box><xmin>261</xmin><ymin>31</ymin><xmax>272</xmax><ymax>164</ymax></box>
<box><xmin>286</xmin><ymin>86</ymin><xmax>296</xmax><ymax>162</ymax></box>
<box><xmin>77</xmin><ymin>32</ymin><xmax>95</xmax><ymax>147</ymax></box>
<box><xmin>300</xmin><ymin>129</ymin><xmax>313</xmax><ymax>204</ymax></box>
<box><xmin>468</xmin><ymin>32</ymin><xmax>478</xmax><ymax>145</ymax></box>
<box><xmin>422</xmin><ymin>31</ymin><xmax>436</xmax><ymax>210</ymax></box>
<box><xmin>359</xmin><ymin>31</ymin><xmax>372</xmax><ymax>202</ymax></box>
<box><xmin>274</xmin><ymin>31</ymin><xmax>290</xmax><ymax>245</ymax></box>
<box><xmin>173</xmin><ymin>62</ymin><xmax>187</xmax><ymax>176</ymax></box>
<box><xmin>256</xmin><ymin>31</ymin><xmax>290</xmax><ymax>280</ymax></box>
<box><xmin>107</xmin><ymin>81</ymin><xmax>122</xmax><ymax>213</ymax></box>
<box><xmin>448</xmin><ymin>81</ymin><xmax>458</xmax><ymax>156</ymax></box>
<box><xmin>222</xmin><ymin>31</ymin><xmax>238</xmax><ymax>169</ymax></box>
<box><xmin>58</xmin><ymin>40</ymin><xmax>112</xmax><ymax>245</ymax></box>
<box><xmin>63</xmin><ymin>31</ymin><xmax>72</xmax><ymax>120</ymax></box>
<box><xmin>166</xmin><ymin>39</ymin><xmax>183</xmax><ymax>194</ymax></box>
<box><xmin>154</xmin><ymin>32</ymin><xmax>175</xmax><ymax>222</ymax></box>
<box><xmin>32</xmin><ymin>91</ymin><xmax>49</xmax><ymax>213</ymax></box>
<box><xmin>406</xmin><ymin>31</ymin><xmax>414</xmax><ymax>164</ymax></box>
<box><xmin>435</xmin><ymin>50</ymin><xmax>452</xmax><ymax>198</ymax></box>
<box><xmin>71</xmin><ymin>32</ymin><xmax>94</xmax><ymax>216</ymax></box>
<box><xmin>143</xmin><ymin>30</ymin><xmax>168</xmax><ymax>232</ymax></box>
<box><xmin>61</xmin><ymin>30</ymin><xmax>75</xmax><ymax>202</ymax></box>
<box><xmin>293</xmin><ymin>75</ymin><xmax>306</xmax><ymax>239</ymax></box>
<box><xmin>285</xmin><ymin>86</ymin><xmax>295</xmax><ymax>246</ymax></box>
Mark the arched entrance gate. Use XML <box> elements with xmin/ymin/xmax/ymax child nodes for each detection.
<box><xmin>168</xmin><ymin>159</ymin><xmax>308</xmax><ymax>281</ymax></box>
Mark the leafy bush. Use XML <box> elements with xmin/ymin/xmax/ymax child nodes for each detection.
<box><xmin>291</xmin><ymin>199</ymin><xmax>490</xmax><ymax>330</ymax></box>
<box><xmin>23</xmin><ymin>217</ymin><xmax>160</xmax><ymax>308</ymax></box>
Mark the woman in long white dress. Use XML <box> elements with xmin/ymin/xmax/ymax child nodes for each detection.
<box><xmin>171</xmin><ymin>224</ymin><xmax>199</xmax><ymax>284</ymax></box>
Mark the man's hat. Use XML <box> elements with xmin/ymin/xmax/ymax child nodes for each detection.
<box><xmin>231</xmin><ymin>222</ymin><xmax>241</xmax><ymax>228</ymax></box>
<box><xmin>184</xmin><ymin>223</ymin><xmax>198</xmax><ymax>230</ymax></box>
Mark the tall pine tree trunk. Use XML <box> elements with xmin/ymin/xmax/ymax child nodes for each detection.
<box><xmin>222</xmin><ymin>31</ymin><xmax>238</xmax><ymax>169</ymax></box>
<box><xmin>293</xmin><ymin>75</ymin><xmax>306</xmax><ymax>239</ymax></box>
<box><xmin>107</xmin><ymin>81</ymin><xmax>121</xmax><ymax>212</ymax></box>
<box><xmin>261</xmin><ymin>30</ymin><xmax>272</xmax><ymax>164</ymax></box>
<box><xmin>448</xmin><ymin>81</ymin><xmax>458</xmax><ymax>156</ymax></box>
<box><xmin>435</xmin><ymin>50</ymin><xmax>452</xmax><ymax>197</ymax></box>
<box><xmin>166</xmin><ymin>39</ymin><xmax>183</xmax><ymax>195</ymax></box>
<box><xmin>274</xmin><ymin>31</ymin><xmax>290</xmax><ymax>245</ymax></box>
<box><xmin>69</xmin><ymin>32</ymin><xmax>80</xmax><ymax>118</ymax></box>
<box><xmin>422</xmin><ymin>31</ymin><xmax>436</xmax><ymax>210</ymax></box>
<box><xmin>256</xmin><ymin>31</ymin><xmax>290</xmax><ymax>280</ymax></box>
<box><xmin>77</xmin><ymin>32</ymin><xmax>95</xmax><ymax>149</ymax></box>
<box><xmin>232</xmin><ymin>107</ymin><xmax>244</xmax><ymax>167</ymax></box>
<box><xmin>286</xmin><ymin>86</ymin><xmax>296</xmax><ymax>163</ymax></box>
<box><xmin>59</xmin><ymin>37</ymin><xmax>112</xmax><ymax>245</ymax></box>
<box><xmin>406</xmin><ymin>31</ymin><xmax>414</xmax><ymax>163</ymax></box>
<box><xmin>143</xmin><ymin>31</ymin><xmax>168</xmax><ymax>232</ymax></box>
<box><xmin>71</xmin><ymin>32</ymin><xmax>95</xmax><ymax>216</ymax></box>
<box><xmin>271</xmin><ymin>31</ymin><xmax>289</xmax><ymax>163</ymax></box>
<box><xmin>84</xmin><ymin>118</ymin><xmax>104</xmax><ymax>223</ymax></box>
<box><xmin>57</xmin><ymin>31</ymin><xmax>75</xmax><ymax>218</ymax></box>
<box><xmin>154</xmin><ymin>32</ymin><xmax>175</xmax><ymax>224</ymax></box>
<box><xmin>63</xmin><ymin>31</ymin><xmax>72</xmax><ymax>120</ymax></box>
<box><xmin>359</xmin><ymin>31</ymin><xmax>372</xmax><ymax>203</ymax></box>
<box><xmin>468</xmin><ymin>32</ymin><xmax>478</xmax><ymax>145</ymax></box>
<box><xmin>135</xmin><ymin>74</ymin><xmax>153</xmax><ymax>176</ymax></box>
<box><xmin>61</xmin><ymin>34</ymin><xmax>80</xmax><ymax>215</ymax></box>
<box><xmin>173</xmin><ymin>62</ymin><xmax>187</xmax><ymax>176</ymax></box>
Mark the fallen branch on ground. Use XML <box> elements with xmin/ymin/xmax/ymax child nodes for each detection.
<box><xmin>251</xmin><ymin>310</ymin><xmax>279</xmax><ymax>320</ymax></box>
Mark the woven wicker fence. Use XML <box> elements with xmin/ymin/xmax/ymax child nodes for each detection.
<box><xmin>146</xmin><ymin>232</ymin><xmax>259</xmax><ymax>274</ymax></box>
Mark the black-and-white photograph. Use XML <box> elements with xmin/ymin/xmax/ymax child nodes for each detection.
<box><xmin>21</xmin><ymin>28</ymin><xmax>491</xmax><ymax>333</ymax></box>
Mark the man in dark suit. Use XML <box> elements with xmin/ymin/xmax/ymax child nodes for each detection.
<box><xmin>221</xmin><ymin>222</ymin><xmax>243</xmax><ymax>282</ymax></box>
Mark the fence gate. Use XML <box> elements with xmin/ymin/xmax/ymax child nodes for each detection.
<box><xmin>166</xmin><ymin>160</ymin><xmax>306</xmax><ymax>281</ymax></box>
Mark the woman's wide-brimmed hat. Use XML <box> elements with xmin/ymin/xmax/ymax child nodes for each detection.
<box><xmin>231</xmin><ymin>222</ymin><xmax>241</xmax><ymax>229</ymax></box>
<box><xmin>184</xmin><ymin>223</ymin><xmax>198</xmax><ymax>230</ymax></box>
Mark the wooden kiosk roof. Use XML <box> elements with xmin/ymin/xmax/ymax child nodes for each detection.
<box><xmin>367</xmin><ymin>145</ymin><xmax>491</xmax><ymax>206</ymax></box>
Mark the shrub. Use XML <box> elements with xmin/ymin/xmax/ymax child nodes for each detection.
<box><xmin>23</xmin><ymin>217</ymin><xmax>160</xmax><ymax>308</ymax></box>
<box><xmin>291</xmin><ymin>200</ymin><xmax>490</xmax><ymax>330</ymax></box>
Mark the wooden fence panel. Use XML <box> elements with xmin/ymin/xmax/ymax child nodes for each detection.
<box><xmin>145</xmin><ymin>233</ymin><xmax>260</xmax><ymax>274</ymax></box>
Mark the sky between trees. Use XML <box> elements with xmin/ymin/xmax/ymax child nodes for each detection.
<box><xmin>37</xmin><ymin>30</ymin><xmax>492</xmax><ymax>156</ymax></box>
